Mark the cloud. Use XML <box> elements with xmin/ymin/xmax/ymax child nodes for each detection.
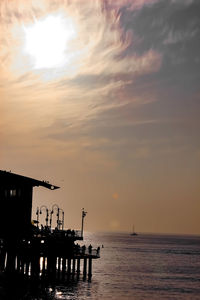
<box><xmin>0</xmin><ymin>0</ymin><xmax>162</xmax><ymax>79</ymax></box>
<box><xmin>101</xmin><ymin>0</ymin><xmax>159</xmax><ymax>11</ymax></box>
<box><xmin>1</xmin><ymin>0</ymin><xmax>199</xmax><ymax>163</ymax></box>
<box><xmin>0</xmin><ymin>0</ymin><xmax>164</xmax><ymax>146</ymax></box>
<box><xmin>163</xmin><ymin>27</ymin><xmax>199</xmax><ymax>46</ymax></box>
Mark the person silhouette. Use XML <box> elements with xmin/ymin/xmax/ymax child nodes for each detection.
<box><xmin>88</xmin><ymin>244</ymin><xmax>92</xmax><ymax>254</ymax></box>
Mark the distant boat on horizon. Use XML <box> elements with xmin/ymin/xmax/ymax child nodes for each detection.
<box><xmin>131</xmin><ymin>225</ymin><xmax>138</xmax><ymax>236</ymax></box>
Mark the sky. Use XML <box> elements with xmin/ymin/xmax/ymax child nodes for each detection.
<box><xmin>0</xmin><ymin>0</ymin><xmax>200</xmax><ymax>235</ymax></box>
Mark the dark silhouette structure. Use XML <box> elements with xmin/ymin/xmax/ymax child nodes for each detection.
<box><xmin>0</xmin><ymin>170</ymin><xmax>100</xmax><ymax>280</ymax></box>
<box><xmin>0</xmin><ymin>170</ymin><xmax>59</xmax><ymax>239</ymax></box>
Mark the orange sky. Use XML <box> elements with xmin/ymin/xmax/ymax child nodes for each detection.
<box><xmin>1</xmin><ymin>0</ymin><xmax>200</xmax><ymax>234</ymax></box>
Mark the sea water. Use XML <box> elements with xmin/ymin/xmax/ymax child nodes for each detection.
<box><xmin>1</xmin><ymin>232</ymin><xmax>200</xmax><ymax>299</ymax></box>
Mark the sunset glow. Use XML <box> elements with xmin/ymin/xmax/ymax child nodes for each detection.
<box><xmin>24</xmin><ymin>14</ymin><xmax>76</xmax><ymax>69</ymax></box>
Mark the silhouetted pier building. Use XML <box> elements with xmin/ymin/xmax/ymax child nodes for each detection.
<box><xmin>0</xmin><ymin>170</ymin><xmax>100</xmax><ymax>280</ymax></box>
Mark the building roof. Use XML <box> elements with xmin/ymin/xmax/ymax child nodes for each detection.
<box><xmin>0</xmin><ymin>170</ymin><xmax>60</xmax><ymax>190</ymax></box>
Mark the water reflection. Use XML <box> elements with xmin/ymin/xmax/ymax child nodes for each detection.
<box><xmin>1</xmin><ymin>233</ymin><xmax>199</xmax><ymax>299</ymax></box>
<box><xmin>0</xmin><ymin>270</ymin><xmax>100</xmax><ymax>300</ymax></box>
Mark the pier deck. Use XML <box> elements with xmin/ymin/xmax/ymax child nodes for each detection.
<box><xmin>0</xmin><ymin>228</ymin><xmax>100</xmax><ymax>280</ymax></box>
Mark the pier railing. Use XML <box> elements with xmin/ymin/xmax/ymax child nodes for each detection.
<box><xmin>74</xmin><ymin>245</ymin><xmax>100</xmax><ymax>258</ymax></box>
<box><xmin>84</xmin><ymin>248</ymin><xmax>100</xmax><ymax>258</ymax></box>
<box><xmin>34</xmin><ymin>228</ymin><xmax>83</xmax><ymax>239</ymax></box>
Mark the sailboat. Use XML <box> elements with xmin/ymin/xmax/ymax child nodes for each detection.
<box><xmin>131</xmin><ymin>225</ymin><xmax>138</xmax><ymax>236</ymax></box>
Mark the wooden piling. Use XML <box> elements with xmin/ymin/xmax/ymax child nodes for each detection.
<box><xmin>42</xmin><ymin>256</ymin><xmax>46</xmax><ymax>275</ymax></box>
<box><xmin>6</xmin><ymin>250</ymin><xmax>16</xmax><ymax>272</ymax></box>
<box><xmin>25</xmin><ymin>260</ymin><xmax>30</xmax><ymax>276</ymax></box>
<box><xmin>47</xmin><ymin>255</ymin><xmax>56</xmax><ymax>278</ymax></box>
<box><xmin>16</xmin><ymin>255</ymin><xmax>21</xmax><ymax>272</ymax></box>
<box><xmin>88</xmin><ymin>257</ymin><xmax>92</xmax><ymax>278</ymax></box>
<box><xmin>21</xmin><ymin>258</ymin><xmax>25</xmax><ymax>274</ymax></box>
<box><xmin>67</xmin><ymin>258</ymin><xmax>71</xmax><ymax>275</ymax></box>
<box><xmin>0</xmin><ymin>248</ymin><xmax>6</xmax><ymax>270</ymax></box>
<box><xmin>57</xmin><ymin>257</ymin><xmax>61</xmax><ymax>278</ymax></box>
<box><xmin>72</xmin><ymin>258</ymin><xmax>76</xmax><ymax>275</ymax></box>
<box><xmin>83</xmin><ymin>257</ymin><xmax>87</xmax><ymax>278</ymax></box>
<box><xmin>77</xmin><ymin>258</ymin><xmax>80</xmax><ymax>275</ymax></box>
<box><xmin>62</xmin><ymin>257</ymin><xmax>66</xmax><ymax>279</ymax></box>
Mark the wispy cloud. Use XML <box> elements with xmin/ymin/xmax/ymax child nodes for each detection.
<box><xmin>1</xmin><ymin>0</ymin><xmax>199</xmax><ymax>157</ymax></box>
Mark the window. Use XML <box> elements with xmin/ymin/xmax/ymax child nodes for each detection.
<box><xmin>4</xmin><ymin>189</ymin><xmax>19</xmax><ymax>197</ymax></box>
<box><xmin>10</xmin><ymin>189</ymin><xmax>17</xmax><ymax>197</ymax></box>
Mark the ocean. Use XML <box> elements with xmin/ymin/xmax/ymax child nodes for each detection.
<box><xmin>0</xmin><ymin>232</ymin><xmax>200</xmax><ymax>299</ymax></box>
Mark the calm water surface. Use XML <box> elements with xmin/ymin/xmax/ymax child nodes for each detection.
<box><xmin>1</xmin><ymin>232</ymin><xmax>200</xmax><ymax>299</ymax></box>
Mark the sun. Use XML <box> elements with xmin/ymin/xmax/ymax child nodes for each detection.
<box><xmin>24</xmin><ymin>14</ymin><xmax>76</xmax><ymax>69</ymax></box>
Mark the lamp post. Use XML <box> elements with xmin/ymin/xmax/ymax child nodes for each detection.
<box><xmin>40</xmin><ymin>205</ymin><xmax>49</xmax><ymax>227</ymax></box>
<box><xmin>36</xmin><ymin>207</ymin><xmax>39</xmax><ymax>228</ymax></box>
<box><xmin>62</xmin><ymin>210</ymin><xmax>64</xmax><ymax>230</ymax></box>
<box><xmin>81</xmin><ymin>208</ymin><xmax>87</xmax><ymax>238</ymax></box>
<box><xmin>50</xmin><ymin>204</ymin><xmax>60</xmax><ymax>229</ymax></box>
<box><xmin>50</xmin><ymin>210</ymin><xmax>53</xmax><ymax>229</ymax></box>
<box><xmin>58</xmin><ymin>208</ymin><xmax>64</xmax><ymax>230</ymax></box>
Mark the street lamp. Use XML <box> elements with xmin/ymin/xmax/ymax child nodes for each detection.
<box><xmin>40</xmin><ymin>205</ymin><xmax>49</xmax><ymax>227</ymax></box>
<box><xmin>58</xmin><ymin>209</ymin><xmax>64</xmax><ymax>230</ymax></box>
<box><xmin>50</xmin><ymin>204</ymin><xmax>60</xmax><ymax>229</ymax></box>
<box><xmin>36</xmin><ymin>207</ymin><xmax>40</xmax><ymax>228</ymax></box>
<box><xmin>62</xmin><ymin>210</ymin><xmax>64</xmax><ymax>230</ymax></box>
<box><xmin>81</xmin><ymin>208</ymin><xmax>87</xmax><ymax>238</ymax></box>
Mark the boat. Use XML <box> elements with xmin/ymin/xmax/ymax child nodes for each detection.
<box><xmin>131</xmin><ymin>225</ymin><xmax>138</xmax><ymax>236</ymax></box>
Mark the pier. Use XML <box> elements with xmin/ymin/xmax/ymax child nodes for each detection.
<box><xmin>0</xmin><ymin>170</ymin><xmax>100</xmax><ymax>281</ymax></box>
<box><xmin>0</xmin><ymin>228</ymin><xmax>100</xmax><ymax>280</ymax></box>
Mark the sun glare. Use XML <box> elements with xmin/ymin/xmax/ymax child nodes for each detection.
<box><xmin>24</xmin><ymin>15</ymin><xmax>76</xmax><ymax>69</ymax></box>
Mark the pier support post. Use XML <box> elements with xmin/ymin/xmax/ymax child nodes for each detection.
<box><xmin>31</xmin><ymin>254</ymin><xmax>40</xmax><ymax>278</ymax></box>
<box><xmin>77</xmin><ymin>258</ymin><xmax>80</xmax><ymax>275</ymax></box>
<box><xmin>88</xmin><ymin>257</ymin><xmax>92</xmax><ymax>278</ymax></box>
<box><xmin>72</xmin><ymin>258</ymin><xmax>76</xmax><ymax>275</ymax></box>
<box><xmin>16</xmin><ymin>255</ymin><xmax>21</xmax><ymax>272</ymax></box>
<box><xmin>42</xmin><ymin>256</ymin><xmax>46</xmax><ymax>275</ymax></box>
<box><xmin>67</xmin><ymin>258</ymin><xmax>71</xmax><ymax>275</ymax></box>
<box><xmin>47</xmin><ymin>255</ymin><xmax>56</xmax><ymax>279</ymax></box>
<box><xmin>21</xmin><ymin>257</ymin><xmax>25</xmax><ymax>274</ymax></box>
<box><xmin>6</xmin><ymin>250</ymin><xmax>16</xmax><ymax>272</ymax></box>
<box><xmin>0</xmin><ymin>248</ymin><xmax>6</xmax><ymax>271</ymax></box>
<box><xmin>57</xmin><ymin>257</ymin><xmax>61</xmax><ymax>278</ymax></box>
<box><xmin>25</xmin><ymin>260</ymin><xmax>30</xmax><ymax>276</ymax></box>
<box><xmin>83</xmin><ymin>258</ymin><xmax>87</xmax><ymax>278</ymax></box>
<box><xmin>62</xmin><ymin>257</ymin><xmax>66</xmax><ymax>279</ymax></box>
<box><xmin>30</xmin><ymin>239</ymin><xmax>41</xmax><ymax>278</ymax></box>
<box><xmin>52</xmin><ymin>256</ymin><xmax>57</xmax><ymax>278</ymax></box>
